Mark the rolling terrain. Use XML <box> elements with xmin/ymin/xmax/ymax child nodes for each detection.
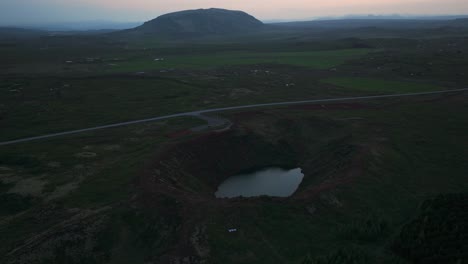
<box><xmin>1</xmin><ymin>8</ymin><xmax>468</xmax><ymax>264</ymax></box>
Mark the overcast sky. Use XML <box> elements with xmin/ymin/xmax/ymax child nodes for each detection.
<box><xmin>1</xmin><ymin>0</ymin><xmax>468</xmax><ymax>25</ymax></box>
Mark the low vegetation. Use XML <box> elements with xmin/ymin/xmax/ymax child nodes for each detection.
<box><xmin>1</xmin><ymin>17</ymin><xmax>468</xmax><ymax>264</ymax></box>
<box><xmin>321</xmin><ymin>77</ymin><xmax>441</xmax><ymax>93</ymax></box>
<box><xmin>107</xmin><ymin>49</ymin><xmax>373</xmax><ymax>72</ymax></box>
<box><xmin>393</xmin><ymin>193</ymin><xmax>468</xmax><ymax>264</ymax></box>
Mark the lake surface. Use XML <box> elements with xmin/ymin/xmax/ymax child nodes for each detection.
<box><xmin>215</xmin><ymin>167</ymin><xmax>304</xmax><ymax>198</ymax></box>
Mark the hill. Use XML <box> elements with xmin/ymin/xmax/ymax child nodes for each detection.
<box><xmin>132</xmin><ymin>8</ymin><xmax>264</xmax><ymax>35</ymax></box>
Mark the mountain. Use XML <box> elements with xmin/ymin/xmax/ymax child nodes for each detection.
<box><xmin>272</xmin><ymin>18</ymin><xmax>468</xmax><ymax>29</ymax></box>
<box><xmin>30</xmin><ymin>21</ymin><xmax>142</xmax><ymax>31</ymax></box>
<box><xmin>133</xmin><ymin>8</ymin><xmax>264</xmax><ymax>35</ymax></box>
<box><xmin>315</xmin><ymin>14</ymin><xmax>468</xmax><ymax>21</ymax></box>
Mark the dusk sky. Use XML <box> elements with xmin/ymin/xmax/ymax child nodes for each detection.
<box><xmin>1</xmin><ymin>0</ymin><xmax>468</xmax><ymax>25</ymax></box>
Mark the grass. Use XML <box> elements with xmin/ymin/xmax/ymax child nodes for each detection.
<box><xmin>0</xmin><ymin>116</ymin><xmax>202</xmax><ymax>260</ymax></box>
<box><xmin>0</xmin><ymin>116</ymin><xmax>202</xmax><ymax>205</ymax></box>
<box><xmin>2</xmin><ymin>86</ymin><xmax>467</xmax><ymax>264</ymax></box>
<box><xmin>108</xmin><ymin>49</ymin><xmax>373</xmax><ymax>72</ymax></box>
<box><xmin>321</xmin><ymin>77</ymin><xmax>442</xmax><ymax>93</ymax></box>
<box><xmin>1</xmin><ymin>31</ymin><xmax>468</xmax><ymax>264</ymax></box>
<box><xmin>0</xmin><ymin>77</ymin><xmax>206</xmax><ymax>140</ymax></box>
<box><xmin>201</xmin><ymin>93</ymin><xmax>468</xmax><ymax>264</ymax></box>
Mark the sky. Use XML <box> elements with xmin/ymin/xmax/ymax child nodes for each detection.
<box><xmin>1</xmin><ymin>0</ymin><xmax>468</xmax><ymax>26</ymax></box>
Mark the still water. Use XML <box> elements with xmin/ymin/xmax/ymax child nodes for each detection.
<box><xmin>215</xmin><ymin>167</ymin><xmax>304</xmax><ymax>198</ymax></box>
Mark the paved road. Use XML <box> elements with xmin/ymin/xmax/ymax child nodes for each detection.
<box><xmin>190</xmin><ymin>113</ymin><xmax>232</xmax><ymax>132</ymax></box>
<box><xmin>1</xmin><ymin>88</ymin><xmax>467</xmax><ymax>146</ymax></box>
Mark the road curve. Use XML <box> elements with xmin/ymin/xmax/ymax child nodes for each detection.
<box><xmin>1</xmin><ymin>88</ymin><xmax>467</xmax><ymax>146</ymax></box>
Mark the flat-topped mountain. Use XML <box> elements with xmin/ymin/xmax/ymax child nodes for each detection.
<box><xmin>133</xmin><ymin>8</ymin><xmax>264</xmax><ymax>35</ymax></box>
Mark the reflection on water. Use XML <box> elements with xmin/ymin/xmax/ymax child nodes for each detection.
<box><xmin>215</xmin><ymin>167</ymin><xmax>304</xmax><ymax>198</ymax></box>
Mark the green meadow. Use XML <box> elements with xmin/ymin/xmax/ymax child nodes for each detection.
<box><xmin>322</xmin><ymin>77</ymin><xmax>442</xmax><ymax>93</ymax></box>
<box><xmin>108</xmin><ymin>49</ymin><xmax>373</xmax><ymax>72</ymax></box>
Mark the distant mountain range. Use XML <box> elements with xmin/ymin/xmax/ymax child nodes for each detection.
<box><xmin>312</xmin><ymin>14</ymin><xmax>468</xmax><ymax>21</ymax></box>
<box><xmin>263</xmin><ymin>15</ymin><xmax>468</xmax><ymax>23</ymax></box>
<box><xmin>272</xmin><ymin>18</ymin><xmax>468</xmax><ymax>29</ymax></box>
<box><xmin>7</xmin><ymin>21</ymin><xmax>142</xmax><ymax>31</ymax></box>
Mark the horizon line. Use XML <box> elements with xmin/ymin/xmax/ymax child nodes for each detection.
<box><xmin>1</xmin><ymin>12</ymin><xmax>468</xmax><ymax>28</ymax></box>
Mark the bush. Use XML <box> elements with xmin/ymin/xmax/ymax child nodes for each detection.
<box><xmin>337</xmin><ymin>213</ymin><xmax>390</xmax><ymax>242</ymax></box>
<box><xmin>392</xmin><ymin>193</ymin><xmax>468</xmax><ymax>264</ymax></box>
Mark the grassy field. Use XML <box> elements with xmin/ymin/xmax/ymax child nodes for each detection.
<box><xmin>0</xmin><ymin>77</ymin><xmax>206</xmax><ymax>140</ymax></box>
<box><xmin>321</xmin><ymin>77</ymin><xmax>442</xmax><ymax>93</ymax></box>
<box><xmin>1</xmin><ymin>29</ymin><xmax>468</xmax><ymax>264</ymax></box>
<box><xmin>0</xmin><ymin>46</ymin><xmax>375</xmax><ymax>141</ymax></box>
<box><xmin>106</xmin><ymin>49</ymin><xmax>373</xmax><ymax>72</ymax></box>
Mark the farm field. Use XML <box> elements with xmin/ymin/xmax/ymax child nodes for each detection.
<box><xmin>105</xmin><ymin>49</ymin><xmax>373</xmax><ymax>72</ymax></box>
